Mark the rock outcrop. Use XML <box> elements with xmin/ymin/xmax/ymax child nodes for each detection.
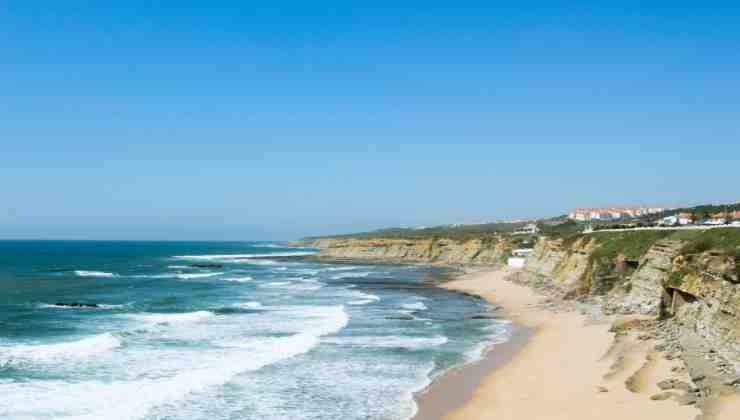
<box><xmin>309</xmin><ymin>237</ymin><xmax>511</xmax><ymax>265</ymax></box>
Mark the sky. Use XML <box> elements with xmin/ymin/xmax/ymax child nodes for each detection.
<box><xmin>1</xmin><ymin>1</ymin><xmax>739</xmax><ymax>240</ymax></box>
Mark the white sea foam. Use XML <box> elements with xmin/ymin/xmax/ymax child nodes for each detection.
<box><xmin>127</xmin><ymin>311</ymin><xmax>215</xmax><ymax>324</ymax></box>
<box><xmin>222</xmin><ymin>276</ymin><xmax>253</xmax><ymax>283</ymax></box>
<box><xmin>325</xmin><ymin>335</ymin><xmax>448</xmax><ymax>350</ymax></box>
<box><xmin>172</xmin><ymin>252</ymin><xmax>316</xmax><ymax>261</ymax></box>
<box><xmin>235</xmin><ymin>301</ymin><xmax>262</xmax><ymax>309</ymax></box>
<box><xmin>292</xmin><ymin>268</ymin><xmax>320</xmax><ymax>276</ymax></box>
<box><xmin>347</xmin><ymin>291</ymin><xmax>381</xmax><ymax>306</ymax></box>
<box><xmin>175</xmin><ymin>272</ymin><xmax>224</xmax><ymax>280</ymax></box>
<box><xmin>38</xmin><ymin>303</ymin><xmax>125</xmax><ymax>310</ymax></box>
<box><xmin>167</xmin><ymin>265</ymin><xmax>189</xmax><ymax>269</ymax></box>
<box><xmin>260</xmin><ymin>281</ymin><xmax>292</xmax><ymax>287</ymax></box>
<box><xmin>0</xmin><ymin>307</ymin><xmax>349</xmax><ymax>420</ymax></box>
<box><xmin>330</xmin><ymin>271</ymin><xmax>373</xmax><ymax>280</ymax></box>
<box><xmin>464</xmin><ymin>321</ymin><xmax>512</xmax><ymax>362</ymax></box>
<box><xmin>324</xmin><ymin>266</ymin><xmax>360</xmax><ymax>271</ymax></box>
<box><xmin>259</xmin><ymin>281</ymin><xmax>323</xmax><ymax>291</ymax></box>
<box><xmin>0</xmin><ymin>333</ymin><xmax>121</xmax><ymax>365</ymax></box>
<box><xmin>400</xmin><ymin>302</ymin><xmax>427</xmax><ymax>311</ymax></box>
<box><xmin>74</xmin><ymin>270</ymin><xmax>116</xmax><ymax>278</ymax></box>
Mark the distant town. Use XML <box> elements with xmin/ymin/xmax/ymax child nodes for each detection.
<box><xmin>568</xmin><ymin>206</ymin><xmax>740</xmax><ymax>228</ymax></box>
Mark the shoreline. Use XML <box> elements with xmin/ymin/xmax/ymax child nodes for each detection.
<box><xmin>412</xmin><ymin>322</ymin><xmax>532</xmax><ymax>420</ymax></box>
<box><xmin>414</xmin><ymin>267</ymin><xmax>707</xmax><ymax>420</ymax></box>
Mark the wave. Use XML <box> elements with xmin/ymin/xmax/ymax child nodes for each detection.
<box><xmin>74</xmin><ymin>270</ymin><xmax>116</xmax><ymax>278</ymax></box>
<box><xmin>172</xmin><ymin>252</ymin><xmax>316</xmax><ymax>261</ymax></box>
<box><xmin>127</xmin><ymin>311</ymin><xmax>215</xmax><ymax>324</ymax></box>
<box><xmin>347</xmin><ymin>292</ymin><xmax>381</xmax><ymax>306</ymax></box>
<box><xmin>222</xmin><ymin>276</ymin><xmax>253</xmax><ymax>283</ymax></box>
<box><xmin>324</xmin><ymin>335</ymin><xmax>448</xmax><ymax>350</ymax></box>
<box><xmin>259</xmin><ymin>281</ymin><xmax>323</xmax><ymax>291</ymax></box>
<box><xmin>2</xmin><ymin>307</ymin><xmax>349</xmax><ymax>420</ymax></box>
<box><xmin>465</xmin><ymin>321</ymin><xmax>512</xmax><ymax>362</ymax></box>
<box><xmin>38</xmin><ymin>303</ymin><xmax>125</xmax><ymax>310</ymax></box>
<box><xmin>175</xmin><ymin>272</ymin><xmax>223</xmax><ymax>280</ymax></box>
<box><xmin>330</xmin><ymin>271</ymin><xmax>373</xmax><ymax>280</ymax></box>
<box><xmin>324</xmin><ymin>266</ymin><xmax>360</xmax><ymax>272</ymax></box>
<box><xmin>292</xmin><ymin>268</ymin><xmax>320</xmax><ymax>276</ymax></box>
<box><xmin>0</xmin><ymin>333</ymin><xmax>121</xmax><ymax>366</ymax></box>
<box><xmin>234</xmin><ymin>301</ymin><xmax>262</xmax><ymax>309</ymax></box>
<box><xmin>400</xmin><ymin>302</ymin><xmax>427</xmax><ymax>311</ymax></box>
<box><xmin>260</xmin><ymin>281</ymin><xmax>292</xmax><ymax>287</ymax></box>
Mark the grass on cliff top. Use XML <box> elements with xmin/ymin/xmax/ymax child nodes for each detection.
<box><xmin>589</xmin><ymin>230</ymin><xmax>674</xmax><ymax>260</ymax></box>
<box><xmin>578</xmin><ymin>227</ymin><xmax>740</xmax><ymax>261</ymax></box>
<box><xmin>304</xmin><ymin>221</ymin><xmax>531</xmax><ymax>242</ymax></box>
<box><xmin>670</xmin><ymin>228</ymin><xmax>740</xmax><ymax>256</ymax></box>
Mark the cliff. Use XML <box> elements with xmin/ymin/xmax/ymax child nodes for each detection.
<box><xmin>519</xmin><ymin>229</ymin><xmax>740</xmax><ymax>374</ymax></box>
<box><xmin>307</xmin><ymin>237</ymin><xmax>513</xmax><ymax>265</ymax></box>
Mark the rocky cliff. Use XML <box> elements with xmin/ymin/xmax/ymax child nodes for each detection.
<box><xmin>307</xmin><ymin>237</ymin><xmax>513</xmax><ymax>265</ymax></box>
<box><xmin>519</xmin><ymin>232</ymin><xmax>740</xmax><ymax>373</ymax></box>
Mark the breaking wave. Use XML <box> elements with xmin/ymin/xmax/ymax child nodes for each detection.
<box><xmin>0</xmin><ymin>333</ymin><xmax>121</xmax><ymax>366</ymax></box>
<box><xmin>74</xmin><ymin>271</ymin><xmax>116</xmax><ymax>278</ymax></box>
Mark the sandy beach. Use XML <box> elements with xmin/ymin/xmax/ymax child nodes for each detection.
<box><xmin>414</xmin><ymin>267</ymin><xmax>740</xmax><ymax>420</ymax></box>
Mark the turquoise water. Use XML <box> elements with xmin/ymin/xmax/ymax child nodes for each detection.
<box><xmin>0</xmin><ymin>241</ymin><xmax>509</xmax><ymax>420</ymax></box>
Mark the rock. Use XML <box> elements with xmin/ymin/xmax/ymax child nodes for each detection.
<box><xmin>677</xmin><ymin>394</ymin><xmax>698</xmax><ymax>406</ymax></box>
<box><xmin>722</xmin><ymin>376</ymin><xmax>740</xmax><ymax>387</ymax></box>
<box><xmin>53</xmin><ymin>302</ymin><xmax>100</xmax><ymax>308</ymax></box>
<box><xmin>690</xmin><ymin>373</ymin><xmax>706</xmax><ymax>382</ymax></box>
<box><xmin>650</xmin><ymin>392</ymin><xmax>673</xmax><ymax>401</ymax></box>
<box><xmin>467</xmin><ymin>314</ymin><xmax>497</xmax><ymax>320</ymax></box>
<box><xmin>657</xmin><ymin>379</ymin><xmax>691</xmax><ymax>392</ymax></box>
<box><xmin>597</xmin><ymin>386</ymin><xmax>609</xmax><ymax>393</ymax></box>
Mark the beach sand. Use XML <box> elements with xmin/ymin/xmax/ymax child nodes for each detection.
<box><xmin>414</xmin><ymin>267</ymin><xmax>714</xmax><ymax>420</ymax></box>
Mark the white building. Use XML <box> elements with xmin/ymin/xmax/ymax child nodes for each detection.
<box><xmin>513</xmin><ymin>224</ymin><xmax>539</xmax><ymax>235</ymax></box>
<box><xmin>569</xmin><ymin>206</ymin><xmax>665</xmax><ymax>222</ymax></box>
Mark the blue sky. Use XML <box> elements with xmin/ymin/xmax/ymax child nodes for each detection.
<box><xmin>1</xmin><ymin>1</ymin><xmax>739</xmax><ymax>240</ymax></box>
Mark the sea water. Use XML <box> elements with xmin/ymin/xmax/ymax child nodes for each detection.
<box><xmin>0</xmin><ymin>241</ymin><xmax>510</xmax><ymax>420</ymax></box>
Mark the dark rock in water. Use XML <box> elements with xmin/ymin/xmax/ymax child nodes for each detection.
<box><xmin>467</xmin><ymin>314</ymin><xmax>499</xmax><ymax>320</ymax></box>
<box><xmin>54</xmin><ymin>302</ymin><xmax>100</xmax><ymax>308</ymax></box>
<box><xmin>189</xmin><ymin>264</ymin><xmax>224</xmax><ymax>269</ymax></box>
<box><xmin>387</xmin><ymin>315</ymin><xmax>415</xmax><ymax>321</ymax></box>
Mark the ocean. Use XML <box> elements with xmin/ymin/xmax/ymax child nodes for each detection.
<box><xmin>0</xmin><ymin>241</ymin><xmax>510</xmax><ymax>420</ymax></box>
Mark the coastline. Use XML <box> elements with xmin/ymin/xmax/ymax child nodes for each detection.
<box><xmin>412</xmin><ymin>321</ymin><xmax>532</xmax><ymax>420</ymax></box>
<box><xmin>415</xmin><ymin>267</ymin><xmax>710</xmax><ymax>420</ymax></box>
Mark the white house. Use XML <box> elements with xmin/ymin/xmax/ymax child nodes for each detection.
<box><xmin>677</xmin><ymin>213</ymin><xmax>693</xmax><ymax>225</ymax></box>
<box><xmin>512</xmin><ymin>248</ymin><xmax>534</xmax><ymax>257</ymax></box>
<box><xmin>507</xmin><ymin>257</ymin><xmax>526</xmax><ymax>268</ymax></box>
<box><xmin>513</xmin><ymin>224</ymin><xmax>539</xmax><ymax>235</ymax></box>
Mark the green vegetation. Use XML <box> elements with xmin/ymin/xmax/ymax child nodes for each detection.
<box><xmin>590</xmin><ymin>230</ymin><xmax>674</xmax><ymax>260</ymax></box>
<box><xmin>304</xmin><ymin>221</ymin><xmax>532</xmax><ymax>242</ymax></box>
<box><xmin>671</xmin><ymin>228</ymin><xmax>740</xmax><ymax>257</ymax></box>
<box><xmin>538</xmin><ymin>219</ymin><xmax>582</xmax><ymax>237</ymax></box>
<box><xmin>569</xmin><ymin>227</ymin><xmax>740</xmax><ymax>264</ymax></box>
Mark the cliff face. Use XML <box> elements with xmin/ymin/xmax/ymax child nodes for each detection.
<box><xmin>523</xmin><ymin>237</ymin><xmax>596</xmax><ymax>295</ymax></box>
<box><xmin>664</xmin><ymin>252</ymin><xmax>740</xmax><ymax>371</ymax></box>
<box><xmin>520</xmin><ymin>235</ymin><xmax>740</xmax><ymax>372</ymax></box>
<box><xmin>310</xmin><ymin>237</ymin><xmax>511</xmax><ymax>265</ymax></box>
